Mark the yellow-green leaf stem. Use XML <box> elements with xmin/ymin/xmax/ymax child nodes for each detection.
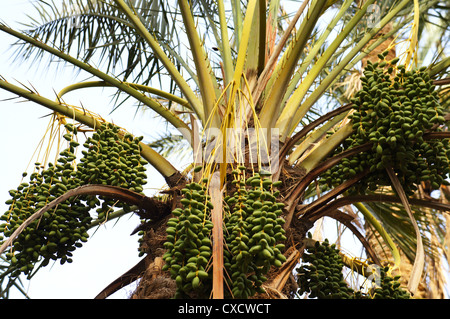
<box><xmin>277</xmin><ymin>0</ymin><xmax>376</xmax><ymax>140</ymax></box>
<box><xmin>297</xmin><ymin>121</ymin><xmax>353</xmax><ymax>175</ymax></box>
<box><xmin>0</xmin><ymin>78</ymin><xmax>102</xmax><ymax>129</ymax></box>
<box><xmin>159</xmin><ymin>41</ymin><xmax>200</xmax><ymax>88</ymax></box>
<box><xmin>261</xmin><ymin>0</ymin><xmax>314</xmax><ymax>103</ymax></box>
<box><xmin>0</xmin><ymin>78</ymin><xmax>178</xmax><ymax>178</ymax></box>
<box><xmin>259</xmin><ymin>0</ymin><xmax>327</xmax><ymax>134</ymax></box>
<box><xmin>113</xmin><ymin>0</ymin><xmax>205</xmax><ymax>123</ymax></box>
<box><xmin>57</xmin><ymin>81</ymin><xmax>190</xmax><ymax>109</ymax></box>
<box><xmin>279</xmin><ymin>0</ymin><xmax>353</xmax><ymax>111</ymax></box>
<box><xmin>214</xmin><ymin>0</ymin><xmax>258</xmax><ymax>135</ymax></box>
<box><xmin>178</xmin><ymin>0</ymin><xmax>220</xmax><ymax>129</ymax></box>
<box><xmin>253</xmin><ymin>0</ymin><xmax>309</xmax><ymax>107</ymax></box>
<box><xmin>231</xmin><ymin>0</ymin><xmax>258</xmax><ymax>90</ymax></box>
<box><xmin>288</xmin><ymin>112</ymin><xmax>348</xmax><ymax>166</ymax></box>
<box><xmin>429</xmin><ymin>56</ymin><xmax>450</xmax><ymax>77</ymax></box>
<box><xmin>246</xmin><ymin>0</ymin><xmax>266</xmax><ymax>77</ymax></box>
<box><xmin>217</xmin><ymin>0</ymin><xmax>234</xmax><ymax>88</ymax></box>
<box><xmin>353</xmin><ymin>202</ymin><xmax>401</xmax><ymax>270</ymax></box>
<box><xmin>0</xmin><ymin>23</ymin><xmax>191</xmax><ymax>139</ymax></box>
<box><xmin>231</xmin><ymin>0</ymin><xmax>243</xmax><ymax>50</ymax></box>
<box><xmin>281</xmin><ymin>0</ymin><xmax>414</xmax><ymax>137</ymax></box>
<box><xmin>215</xmin><ymin>0</ymin><xmax>258</xmax><ymax>147</ymax></box>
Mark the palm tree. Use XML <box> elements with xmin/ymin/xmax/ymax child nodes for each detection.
<box><xmin>0</xmin><ymin>0</ymin><xmax>449</xmax><ymax>299</ymax></box>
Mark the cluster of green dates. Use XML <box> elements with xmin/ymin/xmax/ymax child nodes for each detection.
<box><xmin>0</xmin><ymin>155</ymin><xmax>90</xmax><ymax>278</ymax></box>
<box><xmin>297</xmin><ymin>238</ymin><xmax>354</xmax><ymax>298</ymax></box>
<box><xmin>297</xmin><ymin>237</ymin><xmax>410</xmax><ymax>299</ymax></box>
<box><xmin>223</xmin><ymin>167</ymin><xmax>286</xmax><ymax>298</ymax></box>
<box><xmin>364</xmin><ymin>265</ymin><xmax>411</xmax><ymax>299</ymax></box>
<box><xmin>78</xmin><ymin>123</ymin><xmax>148</xmax><ymax>221</ymax></box>
<box><xmin>322</xmin><ymin>52</ymin><xmax>449</xmax><ymax>195</ymax></box>
<box><xmin>162</xmin><ymin>167</ymin><xmax>287</xmax><ymax>299</ymax></box>
<box><xmin>162</xmin><ymin>181</ymin><xmax>214</xmax><ymax>298</ymax></box>
<box><xmin>0</xmin><ymin>122</ymin><xmax>148</xmax><ymax>278</ymax></box>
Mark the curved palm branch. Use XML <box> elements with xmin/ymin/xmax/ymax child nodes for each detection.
<box><xmin>14</xmin><ymin>0</ymin><xmax>180</xmax><ymax>88</ymax></box>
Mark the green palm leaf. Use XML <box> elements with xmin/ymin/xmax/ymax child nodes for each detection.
<box><xmin>12</xmin><ymin>0</ymin><xmax>179</xmax><ymax>90</ymax></box>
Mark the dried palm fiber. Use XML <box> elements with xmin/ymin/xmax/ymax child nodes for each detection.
<box><xmin>129</xmin><ymin>180</ymin><xmax>188</xmax><ymax>298</ymax></box>
<box><xmin>130</xmin><ymin>218</ymin><xmax>176</xmax><ymax>298</ymax></box>
<box><xmin>131</xmin><ymin>257</ymin><xmax>176</xmax><ymax>299</ymax></box>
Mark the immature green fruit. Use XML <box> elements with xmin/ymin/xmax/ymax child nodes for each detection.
<box><xmin>0</xmin><ymin>122</ymin><xmax>152</xmax><ymax>278</ymax></box>
<box><xmin>176</xmin><ymin>275</ymin><xmax>183</xmax><ymax>287</ymax></box>
<box><xmin>186</xmin><ymin>271</ymin><xmax>197</xmax><ymax>282</ymax></box>
<box><xmin>192</xmin><ymin>276</ymin><xmax>200</xmax><ymax>289</ymax></box>
<box><xmin>320</xmin><ymin>63</ymin><xmax>449</xmax><ymax>196</ymax></box>
<box><xmin>376</xmin><ymin>144</ymin><xmax>383</xmax><ymax>155</ymax></box>
<box><xmin>272</xmin><ymin>181</ymin><xmax>282</xmax><ymax>188</ymax></box>
<box><xmin>193</xmin><ymin>165</ymin><xmax>203</xmax><ymax>173</ymax></box>
<box><xmin>197</xmin><ymin>270</ymin><xmax>209</xmax><ymax>280</ymax></box>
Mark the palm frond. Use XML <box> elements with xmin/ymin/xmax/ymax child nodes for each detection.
<box><xmin>0</xmin><ymin>256</ymin><xmax>30</xmax><ymax>299</ymax></box>
<box><xmin>147</xmin><ymin>131</ymin><xmax>191</xmax><ymax>162</ymax></box>
<box><xmin>11</xmin><ymin>0</ymin><xmax>180</xmax><ymax>90</ymax></box>
<box><xmin>362</xmin><ymin>195</ymin><xmax>446</xmax><ymax>266</ymax></box>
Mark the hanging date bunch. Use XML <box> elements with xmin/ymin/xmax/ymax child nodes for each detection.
<box><xmin>77</xmin><ymin>122</ymin><xmax>148</xmax><ymax>222</ymax></box>
<box><xmin>162</xmin><ymin>165</ymin><xmax>287</xmax><ymax>299</ymax></box>
<box><xmin>0</xmin><ymin>122</ymin><xmax>148</xmax><ymax>278</ymax></box>
<box><xmin>162</xmin><ymin>179</ymin><xmax>214</xmax><ymax>298</ymax></box>
<box><xmin>163</xmin><ymin>166</ymin><xmax>286</xmax><ymax>298</ymax></box>
<box><xmin>0</xmin><ymin>128</ymin><xmax>89</xmax><ymax>278</ymax></box>
<box><xmin>296</xmin><ymin>237</ymin><xmax>410</xmax><ymax>299</ymax></box>
<box><xmin>297</xmin><ymin>238</ymin><xmax>354</xmax><ymax>299</ymax></box>
<box><xmin>223</xmin><ymin>167</ymin><xmax>286</xmax><ymax>299</ymax></box>
<box><xmin>321</xmin><ymin>52</ymin><xmax>449</xmax><ymax>195</ymax></box>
